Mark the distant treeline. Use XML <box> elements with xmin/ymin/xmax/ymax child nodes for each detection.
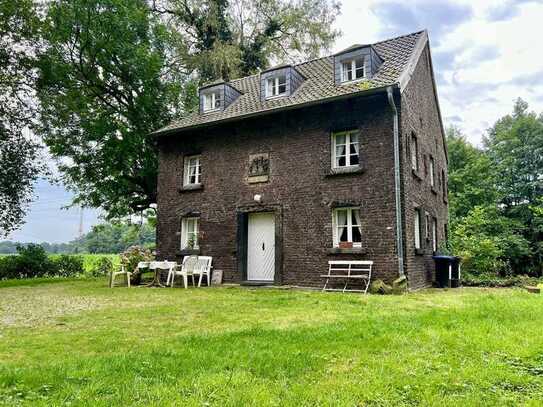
<box><xmin>1</xmin><ymin>222</ymin><xmax>155</xmax><ymax>254</ymax></box>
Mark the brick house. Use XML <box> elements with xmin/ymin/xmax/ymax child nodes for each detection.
<box><xmin>153</xmin><ymin>30</ymin><xmax>448</xmax><ymax>290</ymax></box>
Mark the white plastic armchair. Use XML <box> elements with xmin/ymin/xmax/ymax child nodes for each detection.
<box><xmin>193</xmin><ymin>256</ymin><xmax>213</xmax><ymax>287</ymax></box>
<box><xmin>109</xmin><ymin>264</ymin><xmax>133</xmax><ymax>288</ymax></box>
<box><xmin>166</xmin><ymin>256</ymin><xmax>198</xmax><ymax>288</ymax></box>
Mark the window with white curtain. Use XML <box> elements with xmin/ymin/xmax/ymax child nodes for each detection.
<box><xmin>414</xmin><ymin>209</ymin><xmax>421</xmax><ymax>249</ymax></box>
<box><xmin>181</xmin><ymin>217</ymin><xmax>199</xmax><ymax>250</ymax></box>
<box><xmin>266</xmin><ymin>75</ymin><xmax>287</xmax><ymax>98</ymax></box>
<box><xmin>332</xmin><ymin>207</ymin><xmax>362</xmax><ymax>247</ymax></box>
<box><xmin>341</xmin><ymin>58</ymin><xmax>365</xmax><ymax>82</ymax></box>
<box><xmin>332</xmin><ymin>131</ymin><xmax>359</xmax><ymax>168</ymax></box>
<box><xmin>202</xmin><ymin>91</ymin><xmax>221</xmax><ymax>112</ymax></box>
<box><xmin>183</xmin><ymin>155</ymin><xmax>201</xmax><ymax>186</ymax></box>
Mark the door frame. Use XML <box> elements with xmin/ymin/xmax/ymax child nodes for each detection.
<box><xmin>237</xmin><ymin>204</ymin><xmax>283</xmax><ymax>285</ymax></box>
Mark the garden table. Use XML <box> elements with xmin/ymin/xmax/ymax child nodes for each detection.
<box><xmin>145</xmin><ymin>261</ymin><xmax>176</xmax><ymax>288</ymax></box>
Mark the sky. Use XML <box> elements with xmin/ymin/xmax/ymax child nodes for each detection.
<box><xmin>7</xmin><ymin>0</ymin><xmax>543</xmax><ymax>243</ymax></box>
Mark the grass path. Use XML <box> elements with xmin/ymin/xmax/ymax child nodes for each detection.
<box><xmin>0</xmin><ymin>279</ymin><xmax>542</xmax><ymax>405</ymax></box>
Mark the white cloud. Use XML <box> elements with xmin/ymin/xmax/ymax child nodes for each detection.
<box><xmin>335</xmin><ymin>0</ymin><xmax>543</xmax><ymax>145</ymax></box>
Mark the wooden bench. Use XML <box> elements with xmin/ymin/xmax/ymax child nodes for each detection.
<box><xmin>321</xmin><ymin>260</ymin><xmax>373</xmax><ymax>293</ymax></box>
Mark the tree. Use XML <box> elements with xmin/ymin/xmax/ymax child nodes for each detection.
<box><xmin>446</xmin><ymin>126</ymin><xmax>499</xmax><ymax>221</ymax></box>
<box><xmin>36</xmin><ymin>0</ymin><xmax>184</xmax><ymax>218</ymax></box>
<box><xmin>151</xmin><ymin>0</ymin><xmax>341</xmax><ymax>82</ymax></box>
<box><xmin>0</xmin><ymin>0</ymin><xmax>43</xmax><ymax>236</ymax></box>
<box><xmin>36</xmin><ymin>0</ymin><xmax>341</xmax><ymax>219</ymax></box>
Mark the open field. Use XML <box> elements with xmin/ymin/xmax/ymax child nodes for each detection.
<box><xmin>0</xmin><ymin>279</ymin><xmax>542</xmax><ymax>406</ymax></box>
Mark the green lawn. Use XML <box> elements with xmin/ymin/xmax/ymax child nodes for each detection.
<box><xmin>0</xmin><ymin>280</ymin><xmax>542</xmax><ymax>406</ymax></box>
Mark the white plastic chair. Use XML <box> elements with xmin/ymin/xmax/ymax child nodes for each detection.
<box><xmin>167</xmin><ymin>256</ymin><xmax>197</xmax><ymax>288</ymax></box>
<box><xmin>193</xmin><ymin>256</ymin><xmax>213</xmax><ymax>287</ymax></box>
<box><xmin>109</xmin><ymin>264</ymin><xmax>131</xmax><ymax>288</ymax></box>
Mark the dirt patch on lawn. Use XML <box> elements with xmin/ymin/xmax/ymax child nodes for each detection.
<box><xmin>0</xmin><ymin>286</ymin><xmax>106</xmax><ymax>328</ymax></box>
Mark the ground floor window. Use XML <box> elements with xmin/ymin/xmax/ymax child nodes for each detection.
<box><xmin>333</xmin><ymin>207</ymin><xmax>362</xmax><ymax>247</ymax></box>
<box><xmin>414</xmin><ymin>209</ymin><xmax>421</xmax><ymax>250</ymax></box>
<box><xmin>181</xmin><ymin>217</ymin><xmax>199</xmax><ymax>249</ymax></box>
<box><xmin>432</xmin><ymin>217</ymin><xmax>438</xmax><ymax>252</ymax></box>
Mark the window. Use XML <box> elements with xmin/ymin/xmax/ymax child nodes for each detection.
<box><xmin>181</xmin><ymin>217</ymin><xmax>199</xmax><ymax>250</ymax></box>
<box><xmin>202</xmin><ymin>91</ymin><xmax>221</xmax><ymax>112</ymax></box>
<box><xmin>332</xmin><ymin>131</ymin><xmax>359</xmax><ymax>168</ymax></box>
<box><xmin>266</xmin><ymin>75</ymin><xmax>287</xmax><ymax>98</ymax></box>
<box><xmin>183</xmin><ymin>155</ymin><xmax>201</xmax><ymax>186</ymax></box>
<box><xmin>333</xmin><ymin>207</ymin><xmax>362</xmax><ymax>248</ymax></box>
<box><xmin>414</xmin><ymin>209</ymin><xmax>421</xmax><ymax>250</ymax></box>
<box><xmin>429</xmin><ymin>156</ymin><xmax>435</xmax><ymax>187</ymax></box>
<box><xmin>425</xmin><ymin>211</ymin><xmax>430</xmax><ymax>241</ymax></box>
<box><xmin>410</xmin><ymin>134</ymin><xmax>419</xmax><ymax>171</ymax></box>
<box><xmin>432</xmin><ymin>217</ymin><xmax>438</xmax><ymax>252</ymax></box>
<box><xmin>341</xmin><ymin>58</ymin><xmax>365</xmax><ymax>82</ymax></box>
<box><xmin>442</xmin><ymin>169</ymin><xmax>447</xmax><ymax>198</ymax></box>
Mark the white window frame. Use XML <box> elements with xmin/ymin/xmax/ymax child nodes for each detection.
<box><xmin>181</xmin><ymin>217</ymin><xmax>199</xmax><ymax>250</ymax></box>
<box><xmin>331</xmin><ymin>130</ymin><xmax>360</xmax><ymax>169</ymax></box>
<box><xmin>414</xmin><ymin>209</ymin><xmax>421</xmax><ymax>250</ymax></box>
<box><xmin>340</xmin><ymin>58</ymin><xmax>365</xmax><ymax>83</ymax></box>
<box><xmin>183</xmin><ymin>155</ymin><xmax>201</xmax><ymax>186</ymax></box>
<box><xmin>410</xmin><ymin>134</ymin><xmax>419</xmax><ymax>171</ymax></box>
<box><xmin>429</xmin><ymin>156</ymin><xmax>435</xmax><ymax>187</ymax></box>
<box><xmin>432</xmin><ymin>217</ymin><xmax>438</xmax><ymax>252</ymax></box>
<box><xmin>266</xmin><ymin>75</ymin><xmax>287</xmax><ymax>98</ymax></box>
<box><xmin>332</xmin><ymin>207</ymin><xmax>362</xmax><ymax>248</ymax></box>
<box><xmin>202</xmin><ymin>91</ymin><xmax>221</xmax><ymax>112</ymax></box>
<box><xmin>425</xmin><ymin>211</ymin><xmax>430</xmax><ymax>240</ymax></box>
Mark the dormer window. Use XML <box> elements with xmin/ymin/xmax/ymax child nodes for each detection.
<box><xmin>202</xmin><ymin>91</ymin><xmax>221</xmax><ymax>112</ymax></box>
<box><xmin>341</xmin><ymin>58</ymin><xmax>365</xmax><ymax>82</ymax></box>
<box><xmin>266</xmin><ymin>75</ymin><xmax>287</xmax><ymax>98</ymax></box>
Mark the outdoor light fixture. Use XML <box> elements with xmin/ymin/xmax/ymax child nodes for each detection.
<box><xmin>254</xmin><ymin>194</ymin><xmax>262</xmax><ymax>202</ymax></box>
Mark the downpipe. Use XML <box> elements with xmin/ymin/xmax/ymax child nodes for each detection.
<box><xmin>387</xmin><ymin>86</ymin><xmax>405</xmax><ymax>277</ymax></box>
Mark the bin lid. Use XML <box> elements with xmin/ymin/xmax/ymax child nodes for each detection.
<box><xmin>432</xmin><ymin>255</ymin><xmax>458</xmax><ymax>261</ymax></box>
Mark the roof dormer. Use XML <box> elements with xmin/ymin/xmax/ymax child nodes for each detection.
<box><xmin>333</xmin><ymin>44</ymin><xmax>383</xmax><ymax>85</ymax></box>
<box><xmin>260</xmin><ymin>65</ymin><xmax>304</xmax><ymax>101</ymax></box>
<box><xmin>199</xmin><ymin>81</ymin><xmax>241</xmax><ymax>114</ymax></box>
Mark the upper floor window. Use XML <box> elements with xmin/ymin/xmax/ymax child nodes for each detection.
<box><xmin>266</xmin><ymin>75</ymin><xmax>287</xmax><ymax>98</ymax></box>
<box><xmin>429</xmin><ymin>156</ymin><xmax>435</xmax><ymax>187</ymax></box>
<box><xmin>183</xmin><ymin>155</ymin><xmax>201</xmax><ymax>186</ymax></box>
<box><xmin>341</xmin><ymin>58</ymin><xmax>365</xmax><ymax>82</ymax></box>
<box><xmin>202</xmin><ymin>91</ymin><xmax>221</xmax><ymax>112</ymax></box>
<box><xmin>332</xmin><ymin>131</ymin><xmax>359</xmax><ymax>168</ymax></box>
<box><xmin>181</xmin><ymin>217</ymin><xmax>199</xmax><ymax>250</ymax></box>
<box><xmin>410</xmin><ymin>133</ymin><xmax>419</xmax><ymax>171</ymax></box>
<box><xmin>333</xmin><ymin>207</ymin><xmax>362</xmax><ymax>248</ymax></box>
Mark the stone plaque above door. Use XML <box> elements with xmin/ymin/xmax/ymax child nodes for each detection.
<box><xmin>247</xmin><ymin>153</ymin><xmax>270</xmax><ymax>183</ymax></box>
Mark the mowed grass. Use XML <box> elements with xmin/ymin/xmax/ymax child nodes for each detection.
<box><xmin>0</xmin><ymin>280</ymin><xmax>542</xmax><ymax>406</ymax></box>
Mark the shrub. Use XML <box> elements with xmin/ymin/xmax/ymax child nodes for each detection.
<box><xmin>0</xmin><ymin>244</ymin><xmax>58</xmax><ymax>280</ymax></box>
<box><xmin>89</xmin><ymin>256</ymin><xmax>114</xmax><ymax>277</ymax></box>
<box><xmin>120</xmin><ymin>246</ymin><xmax>154</xmax><ymax>284</ymax></box>
<box><xmin>52</xmin><ymin>255</ymin><xmax>84</xmax><ymax>277</ymax></box>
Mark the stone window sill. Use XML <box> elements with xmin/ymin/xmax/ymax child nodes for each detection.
<box><xmin>431</xmin><ymin>187</ymin><xmax>438</xmax><ymax>195</ymax></box>
<box><xmin>415</xmin><ymin>248</ymin><xmax>424</xmax><ymax>256</ymax></box>
<box><xmin>326</xmin><ymin>166</ymin><xmax>364</xmax><ymax>177</ymax></box>
<box><xmin>179</xmin><ymin>184</ymin><xmax>204</xmax><ymax>192</ymax></box>
<box><xmin>412</xmin><ymin>169</ymin><xmax>423</xmax><ymax>180</ymax></box>
<box><xmin>176</xmin><ymin>249</ymin><xmax>200</xmax><ymax>256</ymax></box>
<box><xmin>327</xmin><ymin>247</ymin><xmax>367</xmax><ymax>255</ymax></box>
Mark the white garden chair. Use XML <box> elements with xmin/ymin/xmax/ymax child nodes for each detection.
<box><xmin>109</xmin><ymin>263</ymin><xmax>135</xmax><ymax>288</ymax></box>
<box><xmin>166</xmin><ymin>256</ymin><xmax>198</xmax><ymax>288</ymax></box>
<box><xmin>193</xmin><ymin>256</ymin><xmax>213</xmax><ymax>287</ymax></box>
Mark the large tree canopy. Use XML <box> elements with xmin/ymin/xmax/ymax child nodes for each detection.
<box><xmin>36</xmin><ymin>0</ymin><xmax>341</xmax><ymax>219</ymax></box>
<box><xmin>0</xmin><ymin>0</ymin><xmax>43</xmax><ymax>236</ymax></box>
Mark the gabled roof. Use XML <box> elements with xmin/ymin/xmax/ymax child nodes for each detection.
<box><xmin>154</xmin><ymin>30</ymin><xmax>427</xmax><ymax>136</ymax></box>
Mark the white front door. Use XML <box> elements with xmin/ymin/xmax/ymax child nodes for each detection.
<box><xmin>247</xmin><ymin>212</ymin><xmax>275</xmax><ymax>281</ymax></box>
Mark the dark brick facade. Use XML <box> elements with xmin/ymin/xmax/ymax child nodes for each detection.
<box><xmin>156</xmin><ymin>44</ymin><xmax>448</xmax><ymax>290</ymax></box>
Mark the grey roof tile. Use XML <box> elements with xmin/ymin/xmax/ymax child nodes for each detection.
<box><xmin>155</xmin><ymin>30</ymin><xmax>425</xmax><ymax>135</ymax></box>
